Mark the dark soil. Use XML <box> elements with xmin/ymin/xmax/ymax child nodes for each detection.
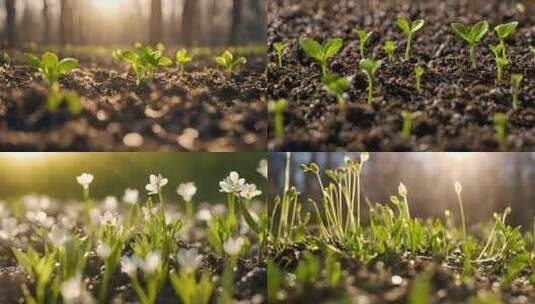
<box><xmin>269</xmin><ymin>245</ymin><xmax>535</xmax><ymax>304</ymax></box>
<box><xmin>0</xmin><ymin>48</ymin><xmax>267</xmax><ymax>151</ymax></box>
<box><xmin>267</xmin><ymin>0</ymin><xmax>535</xmax><ymax>151</ymax></box>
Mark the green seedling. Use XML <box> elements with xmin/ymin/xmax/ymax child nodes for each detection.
<box><xmin>409</xmin><ymin>273</ymin><xmax>432</xmax><ymax>304</ymax></box>
<box><xmin>175</xmin><ymin>49</ymin><xmax>192</xmax><ymax>74</ymax></box>
<box><xmin>510</xmin><ymin>73</ymin><xmax>523</xmax><ymax>110</ymax></box>
<box><xmin>489</xmin><ymin>44</ymin><xmax>509</xmax><ymax>82</ymax></box>
<box><xmin>401</xmin><ymin>111</ymin><xmax>413</xmax><ymax>138</ymax></box>
<box><xmin>493</xmin><ymin>113</ymin><xmax>506</xmax><ymax>145</ymax></box>
<box><xmin>359</xmin><ymin>58</ymin><xmax>382</xmax><ymax>104</ymax></box>
<box><xmin>396</xmin><ymin>17</ymin><xmax>425</xmax><ymax>60</ymax></box>
<box><xmin>274</xmin><ymin>42</ymin><xmax>288</xmax><ymax>68</ymax></box>
<box><xmin>494</xmin><ymin>21</ymin><xmax>518</xmax><ymax>57</ymax></box>
<box><xmin>353</xmin><ymin>29</ymin><xmax>373</xmax><ymax>58</ymax></box>
<box><xmin>454</xmin><ymin>182</ymin><xmax>467</xmax><ymax>238</ymax></box>
<box><xmin>268</xmin><ymin>99</ymin><xmax>288</xmax><ymax>140</ymax></box>
<box><xmin>414</xmin><ymin>65</ymin><xmax>425</xmax><ymax>93</ymax></box>
<box><xmin>12</xmin><ymin>247</ymin><xmax>56</xmax><ymax>304</ymax></box>
<box><xmin>384</xmin><ymin>40</ymin><xmax>396</xmax><ymax>64</ymax></box>
<box><xmin>170</xmin><ymin>249</ymin><xmax>213</xmax><ymax>304</ymax></box>
<box><xmin>214</xmin><ymin>50</ymin><xmax>247</xmax><ymax>74</ymax></box>
<box><xmin>322</xmin><ymin>74</ymin><xmax>351</xmax><ymax>112</ymax></box>
<box><xmin>300</xmin><ymin>37</ymin><xmax>343</xmax><ymax>76</ymax></box>
<box><xmin>113</xmin><ymin>43</ymin><xmax>173</xmax><ymax>84</ymax></box>
<box><xmin>451</xmin><ymin>21</ymin><xmax>489</xmax><ymax>68</ymax></box>
<box><xmin>25</xmin><ymin>52</ymin><xmax>78</xmax><ymax>86</ymax></box>
<box><xmin>46</xmin><ymin>82</ymin><xmax>82</xmax><ymax>115</ymax></box>
<box><xmin>1</xmin><ymin>51</ymin><xmax>10</xmax><ymax>66</ymax></box>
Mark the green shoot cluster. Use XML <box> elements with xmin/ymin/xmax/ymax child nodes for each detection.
<box><xmin>300</xmin><ymin>37</ymin><xmax>343</xmax><ymax>77</ymax></box>
<box><xmin>25</xmin><ymin>52</ymin><xmax>78</xmax><ymax>86</ymax></box>
<box><xmin>175</xmin><ymin>49</ymin><xmax>193</xmax><ymax>74</ymax></box>
<box><xmin>113</xmin><ymin>43</ymin><xmax>172</xmax><ymax>84</ymax></box>
<box><xmin>214</xmin><ymin>50</ymin><xmax>247</xmax><ymax>74</ymax></box>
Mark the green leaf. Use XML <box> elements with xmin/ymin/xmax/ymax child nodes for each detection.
<box><xmin>397</xmin><ymin>17</ymin><xmax>411</xmax><ymax>34</ymax></box>
<box><xmin>122</xmin><ymin>51</ymin><xmax>138</xmax><ymax>63</ymax></box>
<box><xmin>323</xmin><ymin>38</ymin><xmax>343</xmax><ymax>59</ymax></box>
<box><xmin>411</xmin><ymin>19</ymin><xmax>425</xmax><ymax>32</ymax></box>
<box><xmin>300</xmin><ymin>37</ymin><xmax>323</xmax><ymax>61</ymax></box>
<box><xmin>25</xmin><ymin>53</ymin><xmax>41</xmax><ymax>69</ymax></box>
<box><xmin>384</xmin><ymin>40</ymin><xmax>396</xmax><ymax>52</ymax></box>
<box><xmin>451</xmin><ymin>23</ymin><xmax>470</xmax><ymax>42</ymax></box>
<box><xmin>274</xmin><ymin>42</ymin><xmax>287</xmax><ymax>52</ymax></box>
<box><xmin>58</xmin><ymin>58</ymin><xmax>78</xmax><ymax>74</ymax></box>
<box><xmin>415</xmin><ymin>65</ymin><xmax>425</xmax><ymax>76</ymax></box>
<box><xmin>42</xmin><ymin>52</ymin><xmax>59</xmax><ymax>68</ymax></box>
<box><xmin>495</xmin><ymin>21</ymin><xmax>518</xmax><ymax>40</ymax></box>
<box><xmin>322</xmin><ymin>74</ymin><xmax>350</xmax><ymax>96</ymax></box>
<box><xmin>158</xmin><ymin>57</ymin><xmax>173</xmax><ymax>66</ymax></box>
<box><xmin>214</xmin><ymin>56</ymin><xmax>228</xmax><ymax>67</ymax></box>
<box><xmin>359</xmin><ymin>59</ymin><xmax>382</xmax><ymax>75</ymax></box>
<box><xmin>65</xmin><ymin>92</ymin><xmax>82</xmax><ymax>114</ymax></box>
<box><xmin>408</xmin><ymin>273</ymin><xmax>431</xmax><ymax>304</ymax></box>
<box><xmin>469</xmin><ymin>21</ymin><xmax>489</xmax><ymax>43</ymax></box>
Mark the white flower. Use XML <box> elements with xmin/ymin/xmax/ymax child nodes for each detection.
<box><xmin>142</xmin><ymin>206</ymin><xmax>159</xmax><ymax>221</ymax></box>
<box><xmin>223</xmin><ymin>237</ymin><xmax>243</xmax><ymax>256</ymax></box>
<box><xmin>96</xmin><ymin>241</ymin><xmax>111</xmax><ymax>259</ymax></box>
<box><xmin>141</xmin><ymin>252</ymin><xmax>161</xmax><ymax>274</ymax></box>
<box><xmin>27</xmin><ymin>211</ymin><xmax>55</xmax><ymax>228</ymax></box>
<box><xmin>123</xmin><ymin>188</ymin><xmax>139</xmax><ymax>205</ymax></box>
<box><xmin>60</xmin><ymin>273</ymin><xmax>82</xmax><ymax>303</ymax></box>
<box><xmin>49</xmin><ymin>226</ymin><xmax>70</xmax><ymax>246</ymax></box>
<box><xmin>121</xmin><ymin>256</ymin><xmax>138</xmax><ymax>277</ymax></box>
<box><xmin>239</xmin><ymin>183</ymin><xmax>262</xmax><ymax>200</ymax></box>
<box><xmin>176</xmin><ymin>248</ymin><xmax>203</xmax><ymax>272</ymax></box>
<box><xmin>0</xmin><ymin>218</ymin><xmax>20</xmax><ymax>239</ymax></box>
<box><xmin>398</xmin><ymin>182</ymin><xmax>407</xmax><ymax>197</ymax></box>
<box><xmin>360</xmin><ymin>152</ymin><xmax>370</xmax><ymax>163</ymax></box>
<box><xmin>76</xmin><ymin>173</ymin><xmax>94</xmax><ymax>189</ymax></box>
<box><xmin>344</xmin><ymin>155</ymin><xmax>352</xmax><ymax>164</ymax></box>
<box><xmin>196</xmin><ymin>209</ymin><xmax>212</xmax><ymax>222</ymax></box>
<box><xmin>103</xmin><ymin>196</ymin><xmax>118</xmax><ymax>212</ymax></box>
<box><xmin>146</xmin><ymin>174</ymin><xmax>168</xmax><ymax>195</ymax></box>
<box><xmin>454</xmin><ymin>181</ymin><xmax>462</xmax><ymax>194</ymax></box>
<box><xmin>177</xmin><ymin>182</ymin><xmax>197</xmax><ymax>202</ymax></box>
<box><xmin>257</xmin><ymin>159</ymin><xmax>268</xmax><ymax>179</ymax></box>
<box><xmin>219</xmin><ymin>171</ymin><xmax>245</xmax><ymax>194</ymax></box>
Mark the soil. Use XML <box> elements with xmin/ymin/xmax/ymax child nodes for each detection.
<box><xmin>0</xmin><ymin>48</ymin><xmax>267</xmax><ymax>151</ymax></box>
<box><xmin>269</xmin><ymin>244</ymin><xmax>535</xmax><ymax>304</ymax></box>
<box><xmin>267</xmin><ymin>0</ymin><xmax>535</xmax><ymax>151</ymax></box>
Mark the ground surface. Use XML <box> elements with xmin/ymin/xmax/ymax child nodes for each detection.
<box><xmin>267</xmin><ymin>0</ymin><xmax>535</xmax><ymax>151</ymax></box>
<box><xmin>0</xmin><ymin>47</ymin><xmax>267</xmax><ymax>151</ymax></box>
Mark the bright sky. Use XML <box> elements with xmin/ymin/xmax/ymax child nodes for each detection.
<box><xmin>92</xmin><ymin>0</ymin><xmax>124</xmax><ymax>10</ymax></box>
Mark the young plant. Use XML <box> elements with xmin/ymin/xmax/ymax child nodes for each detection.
<box><xmin>454</xmin><ymin>182</ymin><xmax>467</xmax><ymax>238</ymax></box>
<box><xmin>273</xmin><ymin>42</ymin><xmax>288</xmax><ymax>68</ymax></box>
<box><xmin>300</xmin><ymin>37</ymin><xmax>343</xmax><ymax>76</ymax></box>
<box><xmin>489</xmin><ymin>44</ymin><xmax>509</xmax><ymax>82</ymax></box>
<box><xmin>46</xmin><ymin>82</ymin><xmax>82</xmax><ymax>115</ymax></box>
<box><xmin>268</xmin><ymin>99</ymin><xmax>288</xmax><ymax>141</ymax></box>
<box><xmin>494</xmin><ymin>21</ymin><xmax>518</xmax><ymax>57</ymax></box>
<box><xmin>493</xmin><ymin>113</ymin><xmax>506</xmax><ymax>145</ymax></box>
<box><xmin>121</xmin><ymin>252</ymin><xmax>166</xmax><ymax>304</ymax></box>
<box><xmin>220</xmin><ymin>237</ymin><xmax>244</xmax><ymax>304</ymax></box>
<box><xmin>96</xmin><ymin>225</ymin><xmax>129</xmax><ymax>303</ymax></box>
<box><xmin>510</xmin><ymin>73</ymin><xmax>523</xmax><ymax>110</ymax></box>
<box><xmin>359</xmin><ymin>59</ymin><xmax>382</xmax><ymax>104</ymax></box>
<box><xmin>25</xmin><ymin>52</ymin><xmax>78</xmax><ymax>85</ymax></box>
<box><xmin>322</xmin><ymin>74</ymin><xmax>351</xmax><ymax>112</ymax></box>
<box><xmin>396</xmin><ymin>17</ymin><xmax>425</xmax><ymax>60</ymax></box>
<box><xmin>414</xmin><ymin>65</ymin><xmax>425</xmax><ymax>93</ymax></box>
<box><xmin>170</xmin><ymin>248</ymin><xmax>214</xmax><ymax>304</ymax></box>
<box><xmin>384</xmin><ymin>40</ymin><xmax>396</xmax><ymax>64</ymax></box>
<box><xmin>12</xmin><ymin>247</ymin><xmax>56</xmax><ymax>304</ymax></box>
<box><xmin>450</xmin><ymin>21</ymin><xmax>489</xmax><ymax>68</ymax></box>
<box><xmin>214</xmin><ymin>50</ymin><xmax>247</xmax><ymax>74</ymax></box>
<box><xmin>353</xmin><ymin>29</ymin><xmax>373</xmax><ymax>58</ymax></box>
<box><xmin>401</xmin><ymin>111</ymin><xmax>413</xmax><ymax>138</ymax></box>
<box><xmin>175</xmin><ymin>49</ymin><xmax>193</xmax><ymax>74</ymax></box>
<box><xmin>113</xmin><ymin>43</ymin><xmax>173</xmax><ymax>84</ymax></box>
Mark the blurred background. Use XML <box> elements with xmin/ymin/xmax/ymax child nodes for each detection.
<box><xmin>0</xmin><ymin>152</ymin><xmax>266</xmax><ymax>204</ymax></box>
<box><xmin>269</xmin><ymin>152</ymin><xmax>535</xmax><ymax>230</ymax></box>
<box><xmin>0</xmin><ymin>0</ymin><xmax>265</xmax><ymax>47</ymax></box>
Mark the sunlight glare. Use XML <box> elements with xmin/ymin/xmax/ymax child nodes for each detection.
<box><xmin>93</xmin><ymin>0</ymin><xmax>123</xmax><ymax>10</ymax></box>
<box><xmin>1</xmin><ymin>153</ymin><xmax>51</xmax><ymax>160</ymax></box>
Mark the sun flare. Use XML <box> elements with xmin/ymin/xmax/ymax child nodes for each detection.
<box><xmin>1</xmin><ymin>153</ymin><xmax>52</xmax><ymax>160</ymax></box>
<box><xmin>92</xmin><ymin>0</ymin><xmax>123</xmax><ymax>10</ymax></box>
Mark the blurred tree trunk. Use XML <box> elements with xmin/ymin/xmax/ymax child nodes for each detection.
<box><xmin>4</xmin><ymin>0</ymin><xmax>17</xmax><ymax>47</ymax></box>
<box><xmin>249</xmin><ymin>0</ymin><xmax>265</xmax><ymax>43</ymax></box>
<box><xmin>59</xmin><ymin>0</ymin><xmax>72</xmax><ymax>45</ymax></box>
<box><xmin>182</xmin><ymin>0</ymin><xmax>199</xmax><ymax>46</ymax></box>
<box><xmin>209</xmin><ymin>0</ymin><xmax>218</xmax><ymax>46</ymax></box>
<box><xmin>229</xmin><ymin>0</ymin><xmax>243</xmax><ymax>45</ymax></box>
<box><xmin>149</xmin><ymin>0</ymin><xmax>163</xmax><ymax>45</ymax></box>
<box><xmin>42</xmin><ymin>0</ymin><xmax>50</xmax><ymax>44</ymax></box>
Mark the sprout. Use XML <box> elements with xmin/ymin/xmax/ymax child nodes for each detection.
<box><xmin>454</xmin><ymin>181</ymin><xmax>466</xmax><ymax>238</ymax></box>
<box><xmin>46</xmin><ymin>82</ymin><xmax>82</xmax><ymax>115</ymax></box>
<box><xmin>113</xmin><ymin>43</ymin><xmax>173</xmax><ymax>84</ymax></box>
<box><xmin>510</xmin><ymin>73</ymin><xmax>523</xmax><ymax>110</ymax></box>
<box><xmin>268</xmin><ymin>99</ymin><xmax>288</xmax><ymax>140</ymax></box>
<box><xmin>490</xmin><ymin>44</ymin><xmax>509</xmax><ymax>82</ymax></box>
<box><xmin>359</xmin><ymin>59</ymin><xmax>382</xmax><ymax>104</ymax></box>
<box><xmin>384</xmin><ymin>40</ymin><xmax>396</xmax><ymax>64</ymax></box>
<box><xmin>414</xmin><ymin>65</ymin><xmax>425</xmax><ymax>93</ymax></box>
<box><xmin>494</xmin><ymin>21</ymin><xmax>518</xmax><ymax>58</ymax></box>
<box><xmin>353</xmin><ymin>29</ymin><xmax>373</xmax><ymax>59</ymax></box>
<box><xmin>401</xmin><ymin>111</ymin><xmax>413</xmax><ymax>138</ymax></box>
<box><xmin>493</xmin><ymin>113</ymin><xmax>506</xmax><ymax>145</ymax></box>
<box><xmin>451</xmin><ymin>21</ymin><xmax>489</xmax><ymax>68</ymax></box>
<box><xmin>214</xmin><ymin>50</ymin><xmax>246</xmax><ymax>74</ymax></box>
<box><xmin>25</xmin><ymin>52</ymin><xmax>78</xmax><ymax>86</ymax></box>
<box><xmin>175</xmin><ymin>49</ymin><xmax>193</xmax><ymax>74</ymax></box>
<box><xmin>300</xmin><ymin>37</ymin><xmax>343</xmax><ymax>76</ymax></box>
<box><xmin>322</xmin><ymin>74</ymin><xmax>351</xmax><ymax>112</ymax></box>
<box><xmin>273</xmin><ymin>42</ymin><xmax>288</xmax><ymax>68</ymax></box>
<box><xmin>396</xmin><ymin>17</ymin><xmax>425</xmax><ymax>60</ymax></box>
